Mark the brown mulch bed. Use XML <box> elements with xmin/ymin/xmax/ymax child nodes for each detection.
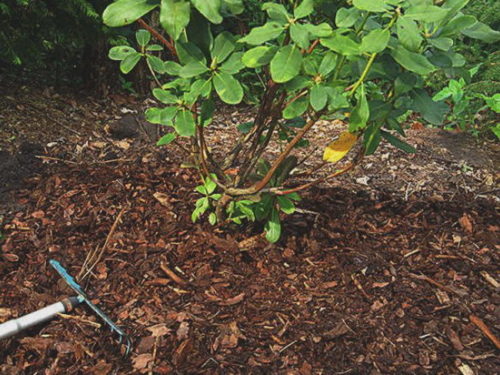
<box><xmin>0</xmin><ymin>88</ymin><xmax>499</xmax><ymax>374</ymax></box>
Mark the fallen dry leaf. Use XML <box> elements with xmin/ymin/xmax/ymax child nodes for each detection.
<box><xmin>459</xmin><ymin>213</ymin><xmax>473</xmax><ymax>233</ymax></box>
<box><xmin>220</xmin><ymin>292</ymin><xmax>245</xmax><ymax>306</ymax></box>
<box><xmin>132</xmin><ymin>353</ymin><xmax>153</xmax><ymax>371</ymax></box>
<box><xmin>147</xmin><ymin>324</ymin><xmax>171</xmax><ymax>337</ymax></box>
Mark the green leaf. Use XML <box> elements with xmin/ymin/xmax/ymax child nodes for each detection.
<box><xmin>304</xmin><ymin>23</ymin><xmax>333</xmax><ymax>38</ymax></box>
<box><xmin>310</xmin><ymin>85</ymin><xmax>328</xmax><ymax>111</ymax></box>
<box><xmin>262</xmin><ymin>3</ymin><xmax>290</xmax><ymax>24</ymax></box>
<box><xmin>222</xmin><ymin>0</ymin><xmax>244</xmax><ymax>15</ymax></box>
<box><xmin>352</xmin><ymin>0</ymin><xmax>390</xmax><ymax>13</ymax></box>
<box><xmin>157</xmin><ymin>133</ymin><xmax>177</xmax><ymax>145</ymax></box>
<box><xmin>265</xmin><ymin>208</ymin><xmax>281</xmax><ymax>243</ymax></box>
<box><xmin>491</xmin><ymin>124</ymin><xmax>500</xmax><ymax>140</ymax></box>
<box><xmin>175</xmin><ymin>109</ymin><xmax>196</xmax><ymax>136</ymax></box>
<box><xmin>191</xmin><ymin>0</ymin><xmax>222</xmax><ymax>24</ymax></box>
<box><xmin>189</xmin><ymin>79</ymin><xmax>212</xmax><ymax>99</ymax></box>
<box><xmin>363</xmin><ymin>125</ymin><xmax>381</xmax><ymax>155</ymax></box>
<box><xmin>147</xmin><ymin>44</ymin><xmax>164</xmax><ymax>51</ymax></box>
<box><xmin>320</xmin><ymin>34</ymin><xmax>361</xmax><ymax>56</ymax></box>
<box><xmin>208</xmin><ymin>212</ymin><xmax>217</xmax><ymax>225</ymax></box>
<box><xmin>391</xmin><ymin>45</ymin><xmax>436</xmax><ymax>75</ymax></box>
<box><xmin>242</xmin><ymin>46</ymin><xmax>277</xmax><ymax>68</ymax></box>
<box><xmin>147</xmin><ymin>55</ymin><xmax>166</xmax><ymax>73</ymax></box>
<box><xmin>204</xmin><ymin>174</ymin><xmax>217</xmax><ymax>194</ymax></box>
<box><xmin>103</xmin><ymin>0</ymin><xmax>159</xmax><ymax>27</ymax></box>
<box><xmin>220</xmin><ymin>52</ymin><xmax>245</xmax><ymax>74</ymax></box>
<box><xmin>211</xmin><ymin>31</ymin><xmax>236</xmax><ymax>63</ymax></box>
<box><xmin>200</xmin><ymin>99</ymin><xmax>215</xmax><ymax>126</ymax></box>
<box><xmin>270</xmin><ymin>45</ymin><xmax>303</xmax><ymax>83</ymax></box>
<box><xmin>326</xmin><ymin>87</ymin><xmax>349</xmax><ymax>110</ymax></box>
<box><xmin>213</xmin><ymin>72</ymin><xmax>244</xmax><ymax>104</ymax></box>
<box><xmin>405</xmin><ymin>5</ymin><xmax>448</xmax><ymax>23</ymax></box>
<box><xmin>120</xmin><ymin>52</ymin><xmax>141</xmax><ymax>74</ymax></box>
<box><xmin>290</xmin><ymin>23</ymin><xmax>310</xmax><ymax>49</ymax></box>
<box><xmin>176</xmin><ymin>42</ymin><xmax>207</xmax><ymax>65</ymax></box>
<box><xmin>160</xmin><ymin>0</ymin><xmax>190</xmax><ymax>41</ymax></box>
<box><xmin>349</xmin><ymin>85</ymin><xmax>369</xmax><ymax>132</ymax></box>
<box><xmin>277</xmin><ymin>196</ymin><xmax>295</xmax><ymax>214</ymax></box>
<box><xmin>237</xmin><ymin>121</ymin><xmax>253</xmax><ymax>133</ymax></box>
<box><xmin>153</xmin><ymin>88</ymin><xmax>178</xmax><ymax>104</ymax></box>
<box><xmin>335</xmin><ymin>7</ymin><xmax>361</xmax><ymax>28</ymax></box>
<box><xmin>136</xmin><ymin>29</ymin><xmax>151</xmax><ymax>47</ymax></box>
<box><xmin>186</xmin><ymin>11</ymin><xmax>213</xmax><ymax>56</ymax></box>
<box><xmin>283</xmin><ymin>96</ymin><xmax>309</xmax><ymax>119</ymax></box>
<box><xmin>396</xmin><ymin>16</ymin><xmax>422</xmax><ymax>52</ymax></box>
<box><xmin>109</xmin><ymin>46</ymin><xmax>136</xmax><ymax>61</ymax></box>
<box><xmin>179</xmin><ymin>61</ymin><xmax>209</xmax><ymax>78</ymax></box>
<box><xmin>238</xmin><ymin>22</ymin><xmax>284</xmax><ymax>45</ymax></box>
<box><xmin>381</xmin><ymin>130</ymin><xmax>416</xmax><ymax>153</ymax></box>
<box><xmin>318</xmin><ymin>52</ymin><xmax>337</xmax><ymax>77</ymax></box>
<box><xmin>164</xmin><ymin>61</ymin><xmax>182</xmax><ymax>75</ymax></box>
<box><xmin>462</xmin><ymin>21</ymin><xmax>500</xmax><ymax>43</ymax></box>
<box><xmin>361</xmin><ymin>29</ymin><xmax>390</xmax><ymax>53</ymax></box>
<box><xmin>146</xmin><ymin>106</ymin><xmax>177</xmax><ymax>125</ymax></box>
<box><xmin>294</xmin><ymin>0</ymin><xmax>314</xmax><ymax>19</ymax></box>
<box><xmin>432</xmin><ymin>87</ymin><xmax>452</xmax><ymax>102</ymax></box>
<box><xmin>410</xmin><ymin>88</ymin><xmax>449</xmax><ymax>125</ymax></box>
<box><xmin>440</xmin><ymin>15</ymin><xmax>476</xmax><ymax>37</ymax></box>
<box><xmin>428</xmin><ymin>37</ymin><xmax>453</xmax><ymax>51</ymax></box>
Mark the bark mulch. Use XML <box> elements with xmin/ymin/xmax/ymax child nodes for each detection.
<box><xmin>0</xmin><ymin>87</ymin><xmax>499</xmax><ymax>374</ymax></box>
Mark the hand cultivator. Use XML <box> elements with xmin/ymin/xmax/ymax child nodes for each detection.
<box><xmin>0</xmin><ymin>259</ymin><xmax>132</xmax><ymax>355</ymax></box>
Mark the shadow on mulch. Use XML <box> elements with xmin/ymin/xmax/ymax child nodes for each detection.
<box><xmin>0</xmin><ymin>157</ymin><xmax>498</xmax><ymax>375</ymax></box>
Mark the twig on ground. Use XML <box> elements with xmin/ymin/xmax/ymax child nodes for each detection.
<box><xmin>35</xmin><ymin>155</ymin><xmax>78</xmax><ymax>165</ymax></box>
<box><xmin>57</xmin><ymin>313</ymin><xmax>102</xmax><ymax>328</ymax></box>
<box><xmin>408</xmin><ymin>272</ymin><xmax>468</xmax><ymax>297</ymax></box>
<box><xmin>469</xmin><ymin>314</ymin><xmax>500</xmax><ymax>350</ymax></box>
<box><xmin>160</xmin><ymin>263</ymin><xmax>188</xmax><ymax>286</ymax></box>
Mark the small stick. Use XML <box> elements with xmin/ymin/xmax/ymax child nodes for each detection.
<box><xmin>469</xmin><ymin>314</ymin><xmax>500</xmax><ymax>350</ymax></box>
<box><xmin>160</xmin><ymin>263</ymin><xmax>187</xmax><ymax>286</ymax></box>
<box><xmin>408</xmin><ymin>273</ymin><xmax>466</xmax><ymax>297</ymax></box>
<box><xmin>57</xmin><ymin>313</ymin><xmax>102</xmax><ymax>328</ymax></box>
<box><xmin>35</xmin><ymin>155</ymin><xmax>78</xmax><ymax>165</ymax></box>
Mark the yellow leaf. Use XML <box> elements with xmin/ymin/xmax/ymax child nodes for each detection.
<box><xmin>323</xmin><ymin>131</ymin><xmax>358</xmax><ymax>163</ymax></box>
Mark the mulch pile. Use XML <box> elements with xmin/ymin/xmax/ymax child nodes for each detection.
<box><xmin>0</xmin><ymin>86</ymin><xmax>499</xmax><ymax>374</ymax></box>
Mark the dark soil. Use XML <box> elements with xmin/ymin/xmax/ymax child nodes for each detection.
<box><xmin>0</xmin><ymin>87</ymin><xmax>499</xmax><ymax>375</ymax></box>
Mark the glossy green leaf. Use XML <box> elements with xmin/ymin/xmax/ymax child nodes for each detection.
<box><xmin>237</xmin><ymin>121</ymin><xmax>253</xmax><ymax>133</ymax></box>
<box><xmin>410</xmin><ymin>88</ymin><xmax>449</xmax><ymax>125</ymax></box>
<box><xmin>191</xmin><ymin>0</ymin><xmax>222</xmax><ymax>24</ymax></box>
<box><xmin>213</xmin><ymin>72</ymin><xmax>244</xmax><ymax>104</ymax></box>
<box><xmin>363</xmin><ymin>125</ymin><xmax>381</xmax><ymax>155</ymax></box>
<box><xmin>147</xmin><ymin>55</ymin><xmax>166</xmax><ymax>73</ymax></box>
<box><xmin>188</xmin><ymin>79</ymin><xmax>212</xmax><ymax>100</ymax></box>
<box><xmin>310</xmin><ymin>85</ymin><xmax>328</xmax><ymax>111</ymax></box>
<box><xmin>321</xmin><ymin>34</ymin><xmax>361</xmax><ymax>56</ymax></box>
<box><xmin>396</xmin><ymin>16</ymin><xmax>422</xmax><ymax>52</ymax></box>
<box><xmin>175</xmin><ymin>109</ymin><xmax>196</xmax><ymax>136</ymax></box>
<box><xmin>270</xmin><ymin>45</ymin><xmax>303</xmax><ymax>83</ymax></box>
<box><xmin>136</xmin><ymin>29</ymin><xmax>151</xmax><ymax>47</ymax></box>
<box><xmin>440</xmin><ymin>15</ymin><xmax>476</xmax><ymax>37</ymax></box>
<box><xmin>352</xmin><ymin>0</ymin><xmax>390</xmax><ymax>13</ymax></box>
<box><xmin>153</xmin><ymin>88</ymin><xmax>178</xmax><ymax>104</ymax></box>
<box><xmin>262</xmin><ymin>3</ymin><xmax>290</xmax><ymax>24</ymax></box>
<box><xmin>349</xmin><ymin>85</ymin><xmax>369</xmax><ymax>132</ymax></box>
<box><xmin>290</xmin><ymin>23</ymin><xmax>310</xmax><ymax>49</ymax></box>
<box><xmin>147</xmin><ymin>44</ymin><xmax>164</xmax><ymax>51</ymax></box>
<box><xmin>200</xmin><ymin>99</ymin><xmax>215</xmax><ymax>126</ymax></box>
<box><xmin>103</xmin><ymin>0</ymin><xmax>159</xmax><ymax>27</ymax></box>
<box><xmin>428</xmin><ymin>37</ymin><xmax>453</xmax><ymax>51</ymax></box>
<box><xmin>391</xmin><ymin>45</ymin><xmax>436</xmax><ymax>75</ymax></box>
<box><xmin>326</xmin><ymin>87</ymin><xmax>349</xmax><ymax>110</ymax></box>
<box><xmin>242</xmin><ymin>46</ymin><xmax>277</xmax><ymax>68</ymax></box>
<box><xmin>361</xmin><ymin>29</ymin><xmax>390</xmax><ymax>53</ymax></box>
<box><xmin>381</xmin><ymin>130</ymin><xmax>416</xmax><ymax>153</ymax></box>
<box><xmin>462</xmin><ymin>21</ymin><xmax>500</xmax><ymax>43</ymax></box>
<box><xmin>176</xmin><ymin>42</ymin><xmax>207</xmax><ymax>65</ymax></box>
<box><xmin>283</xmin><ymin>96</ymin><xmax>309</xmax><ymax>119</ymax></box>
<box><xmin>186</xmin><ymin>11</ymin><xmax>213</xmax><ymax>56</ymax></box>
<box><xmin>277</xmin><ymin>196</ymin><xmax>295</xmax><ymax>214</ymax></box>
<box><xmin>294</xmin><ymin>0</ymin><xmax>314</xmax><ymax>19</ymax></box>
<box><xmin>238</xmin><ymin>22</ymin><xmax>284</xmax><ymax>45</ymax></box>
<box><xmin>120</xmin><ymin>52</ymin><xmax>141</xmax><ymax>74</ymax></box>
<box><xmin>335</xmin><ymin>7</ymin><xmax>361</xmax><ymax>28</ymax></box>
<box><xmin>265</xmin><ymin>208</ymin><xmax>281</xmax><ymax>243</ymax></box>
<box><xmin>405</xmin><ymin>5</ymin><xmax>448</xmax><ymax>23</ymax></box>
<box><xmin>160</xmin><ymin>0</ymin><xmax>190</xmax><ymax>41</ymax></box>
<box><xmin>157</xmin><ymin>133</ymin><xmax>177</xmax><ymax>145</ymax></box>
<box><xmin>220</xmin><ymin>52</ymin><xmax>244</xmax><ymax>74</ymax></box>
<box><xmin>222</xmin><ymin>0</ymin><xmax>244</xmax><ymax>14</ymax></box>
<box><xmin>109</xmin><ymin>46</ymin><xmax>136</xmax><ymax>61</ymax></box>
<box><xmin>164</xmin><ymin>61</ymin><xmax>182</xmax><ymax>75</ymax></box>
<box><xmin>318</xmin><ymin>52</ymin><xmax>337</xmax><ymax>77</ymax></box>
<box><xmin>146</xmin><ymin>107</ymin><xmax>177</xmax><ymax>125</ymax></box>
<box><xmin>179</xmin><ymin>61</ymin><xmax>209</xmax><ymax>78</ymax></box>
<box><xmin>304</xmin><ymin>23</ymin><xmax>333</xmax><ymax>38</ymax></box>
<box><xmin>211</xmin><ymin>31</ymin><xmax>236</xmax><ymax>63</ymax></box>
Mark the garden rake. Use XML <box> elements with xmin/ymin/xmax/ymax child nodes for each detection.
<box><xmin>0</xmin><ymin>259</ymin><xmax>132</xmax><ymax>355</ymax></box>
